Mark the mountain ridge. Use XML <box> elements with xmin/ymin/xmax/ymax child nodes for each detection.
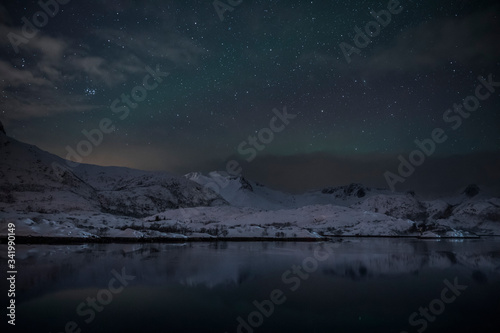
<box><xmin>1</xmin><ymin>126</ymin><xmax>499</xmax><ymax>240</ymax></box>
<box><xmin>0</xmin><ymin>128</ymin><xmax>226</xmax><ymax>217</ymax></box>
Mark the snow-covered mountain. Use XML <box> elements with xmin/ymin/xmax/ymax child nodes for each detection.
<box><xmin>184</xmin><ymin>171</ymin><xmax>395</xmax><ymax>210</ymax></box>
<box><xmin>1</xmin><ymin>123</ymin><xmax>499</xmax><ymax>240</ymax></box>
<box><xmin>72</xmin><ymin>164</ymin><xmax>226</xmax><ymax>217</ymax></box>
<box><xmin>0</xmin><ymin>127</ymin><xmax>101</xmax><ymax>213</ymax></box>
<box><xmin>0</xmin><ymin>126</ymin><xmax>226</xmax><ymax>218</ymax></box>
<box><xmin>185</xmin><ymin>171</ymin><xmax>297</xmax><ymax>210</ymax></box>
<box><xmin>183</xmin><ymin>171</ymin><xmax>499</xmax><ymax>236</ymax></box>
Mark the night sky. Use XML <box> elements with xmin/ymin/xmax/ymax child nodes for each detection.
<box><xmin>1</xmin><ymin>0</ymin><xmax>499</xmax><ymax>196</ymax></box>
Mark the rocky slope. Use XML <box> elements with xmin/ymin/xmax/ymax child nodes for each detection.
<box><xmin>0</xmin><ymin>127</ymin><xmax>226</xmax><ymax>218</ymax></box>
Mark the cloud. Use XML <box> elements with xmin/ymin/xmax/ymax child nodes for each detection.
<box><xmin>0</xmin><ymin>23</ymin><xmax>152</xmax><ymax>119</ymax></box>
<box><xmin>0</xmin><ymin>23</ymin><xmax>148</xmax><ymax>85</ymax></box>
<box><xmin>0</xmin><ymin>13</ymin><xmax>205</xmax><ymax>121</ymax></box>
<box><xmin>68</xmin><ymin>53</ymin><xmax>147</xmax><ymax>87</ymax></box>
<box><xmin>70</xmin><ymin>56</ymin><xmax>125</xmax><ymax>86</ymax></box>
<box><xmin>0</xmin><ymin>60</ymin><xmax>52</xmax><ymax>87</ymax></box>
<box><xmin>369</xmin><ymin>10</ymin><xmax>499</xmax><ymax>72</ymax></box>
<box><xmin>0</xmin><ymin>25</ymin><xmax>71</xmax><ymax>83</ymax></box>
<box><xmin>0</xmin><ymin>37</ymin><xmax>102</xmax><ymax>120</ymax></box>
<box><xmin>238</xmin><ymin>152</ymin><xmax>500</xmax><ymax>197</ymax></box>
<box><xmin>1</xmin><ymin>87</ymin><xmax>102</xmax><ymax>120</ymax></box>
<box><xmin>31</xmin><ymin>35</ymin><xmax>69</xmax><ymax>62</ymax></box>
<box><xmin>94</xmin><ymin>28</ymin><xmax>208</xmax><ymax>67</ymax></box>
<box><xmin>0</xmin><ymin>24</ymin><xmax>69</xmax><ymax>59</ymax></box>
<box><xmin>336</xmin><ymin>5</ymin><xmax>500</xmax><ymax>76</ymax></box>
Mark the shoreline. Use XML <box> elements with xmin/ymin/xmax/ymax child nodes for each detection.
<box><xmin>0</xmin><ymin>234</ymin><xmax>491</xmax><ymax>245</ymax></box>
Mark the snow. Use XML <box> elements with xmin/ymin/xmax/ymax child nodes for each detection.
<box><xmin>1</xmin><ymin>130</ymin><xmax>500</xmax><ymax>240</ymax></box>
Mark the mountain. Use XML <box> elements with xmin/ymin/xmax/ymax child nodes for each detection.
<box><xmin>72</xmin><ymin>164</ymin><xmax>226</xmax><ymax>217</ymax></box>
<box><xmin>184</xmin><ymin>171</ymin><xmax>394</xmax><ymax>210</ymax></box>
<box><xmin>0</xmin><ymin>127</ymin><xmax>101</xmax><ymax>214</ymax></box>
<box><xmin>1</xmin><ymin>123</ymin><xmax>499</xmax><ymax>240</ymax></box>
<box><xmin>185</xmin><ymin>171</ymin><xmax>296</xmax><ymax>210</ymax></box>
<box><xmin>0</xmin><ymin>126</ymin><xmax>225</xmax><ymax>218</ymax></box>
<box><xmin>182</xmin><ymin>171</ymin><xmax>500</xmax><ymax>237</ymax></box>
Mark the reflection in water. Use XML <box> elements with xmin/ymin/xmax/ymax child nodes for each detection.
<box><xmin>3</xmin><ymin>238</ymin><xmax>499</xmax><ymax>333</ymax></box>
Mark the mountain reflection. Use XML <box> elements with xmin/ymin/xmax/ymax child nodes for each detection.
<box><xmin>7</xmin><ymin>238</ymin><xmax>500</xmax><ymax>301</ymax></box>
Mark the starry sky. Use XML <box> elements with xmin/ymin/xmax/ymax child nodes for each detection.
<box><xmin>1</xmin><ymin>0</ymin><xmax>499</xmax><ymax>196</ymax></box>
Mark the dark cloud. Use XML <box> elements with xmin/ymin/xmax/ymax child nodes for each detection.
<box><xmin>0</xmin><ymin>4</ymin><xmax>12</xmax><ymax>25</ymax></box>
<box><xmin>239</xmin><ymin>152</ymin><xmax>500</xmax><ymax>197</ymax></box>
<box><xmin>351</xmin><ymin>5</ymin><xmax>500</xmax><ymax>76</ymax></box>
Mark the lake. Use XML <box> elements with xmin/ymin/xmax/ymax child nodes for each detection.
<box><xmin>3</xmin><ymin>238</ymin><xmax>499</xmax><ymax>333</ymax></box>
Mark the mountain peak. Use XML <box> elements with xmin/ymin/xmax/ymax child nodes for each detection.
<box><xmin>321</xmin><ymin>183</ymin><xmax>368</xmax><ymax>198</ymax></box>
<box><xmin>463</xmin><ymin>184</ymin><xmax>480</xmax><ymax>198</ymax></box>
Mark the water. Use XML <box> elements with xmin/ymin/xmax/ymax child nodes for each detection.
<box><xmin>2</xmin><ymin>238</ymin><xmax>499</xmax><ymax>333</ymax></box>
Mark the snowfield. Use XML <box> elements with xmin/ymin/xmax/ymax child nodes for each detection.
<box><xmin>1</xmin><ymin>127</ymin><xmax>499</xmax><ymax>241</ymax></box>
